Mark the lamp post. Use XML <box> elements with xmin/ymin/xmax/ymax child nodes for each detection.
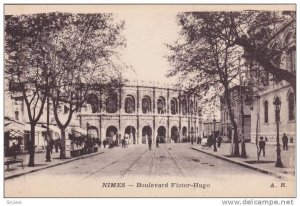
<box><xmin>213</xmin><ymin>118</ymin><xmax>217</xmax><ymax>152</ymax></box>
<box><xmin>86</xmin><ymin>122</ymin><xmax>89</xmax><ymax>138</ymax></box>
<box><xmin>273</xmin><ymin>98</ymin><xmax>283</xmax><ymax>168</ymax></box>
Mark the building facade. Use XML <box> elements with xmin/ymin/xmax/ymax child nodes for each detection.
<box><xmin>202</xmin><ymin>119</ymin><xmax>220</xmax><ymax>137</ymax></box>
<box><xmin>78</xmin><ymin>80</ymin><xmax>203</xmax><ymax>144</ymax></box>
<box><xmin>248</xmin><ymin>19</ymin><xmax>296</xmax><ymax>144</ymax></box>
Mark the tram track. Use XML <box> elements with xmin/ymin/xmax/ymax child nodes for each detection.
<box><xmin>82</xmin><ymin>146</ymin><xmax>144</xmax><ymax>180</ymax></box>
<box><xmin>119</xmin><ymin>148</ymin><xmax>149</xmax><ymax>178</ymax></box>
<box><xmin>163</xmin><ymin>144</ymin><xmax>188</xmax><ymax>177</ymax></box>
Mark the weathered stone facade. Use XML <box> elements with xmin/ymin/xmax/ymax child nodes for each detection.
<box><xmin>78</xmin><ymin>81</ymin><xmax>202</xmax><ymax>144</ymax></box>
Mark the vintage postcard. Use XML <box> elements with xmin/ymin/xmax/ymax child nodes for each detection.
<box><xmin>3</xmin><ymin>4</ymin><xmax>296</xmax><ymax>197</ymax></box>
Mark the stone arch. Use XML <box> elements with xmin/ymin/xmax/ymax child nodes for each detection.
<box><xmin>125</xmin><ymin>95</ymin><xmax>135</xmax><ymax>114</ymax></box>
<box><xmin>181</xmin><ymin>98</ymin><xmax>187</xmax><ymax>115</ymax></box>
<box><xmin>124</xmin><ymin>126</ymin><xmax>136</xmax><ymax>144</ymax></box>
<box><xmin>142</xmin><ymin>95</ymin><xmax>152</xmax><ymax>114</ymax></box>
<box><xmin>157</xmin><ymin>126</ymin><xmax>166</xmax><ymax>143</ymax></box>
<box><xmin>142</xmin><ymin>126</ymin><xmax>152</xmax><ymax>144</ymax></box>
<box><xmin>287</xmin><ymin>91</ymin><xmax>295</xmax><ymax>121</ymax></box>
<box><xmin>157</xmin><ymin>96</ymin><xmax>166</xmax><ymax>114</ymax></box>
<box><xmin>170</xmin><ymin>98</ymin><xmax>178</xmax><ymax>115</ymax></box>
<box><xmin>106</xmin><ymin>126</ymin><xmax>118</xmax><ymax>143</ymax></box>
<box><xmin>182</xmin><ymin>126</ymin><xmax>187</xmax><ymax>139</ymax></box>
<box><xmin>171</xmin><ymin>126</ymin><xmax>179</xmax><ymax>143</ymax></box>
<box><xmin>106</xmin><ymin>94</ymin><xmax>118</xmax><ymax>113</ymax></box>
<box><xmin>88</xmin><ymin>126</ymin><xmax>99</xmax><ymax>138</ymax></box>
<box><xmin>87</xmin><ymin>94</ymin><xmax>99</xmax><ymax>113</ymax></box>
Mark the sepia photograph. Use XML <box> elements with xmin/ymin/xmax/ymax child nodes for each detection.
<box><xmin>3</xmin><ymin>4</ymin><xmax>296</xmax><ymax>198</ymax></box>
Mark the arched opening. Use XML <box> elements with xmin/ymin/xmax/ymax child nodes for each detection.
<box><xmin>182</xmin><ymin>99</ymin><xmax>187</xmax><ymax>115</ymax></box>
<box><xmin>182</xmin><ymin>126</ymin><xmax>187</xmax><ymax>142</ymax></box>
<box><xmin>274</xmin><ymin>96</ymin><xmax>281</xmax><ymax>122</ymax></box>
<box><xmin>170</xmin><ymin>98</ymin><xmax>178</xmax><ymax>115</ymax></box>
<box><xmin>157</xmin><ymin>126</ymin><xmax>166</xmax><ymax>143</ymax></box>
<box><xmin>87</xmin><ymin>94</ymin><xmax>99</xmax><ymax>113</ymax></box>
<box><xmin>142</xmin><ymin>96</ymin><xmax>151</xmax><ymax>114</ymax></box>
<box><xmin>191</xmin><ymin>127</ymin><xmax>194</xmax><ymax>140</ymax></box>
<box><xmin>142</xmin><ymin>126</ymin><xmax>152</xmax><ymax>144</ymax></box>
<box><xmin>157</xmin><ymin>97</ymin><xmax>166</xmax><ymax>114</ymax></box>
<box><xmin>171</xmin><ymin>126</ymin><xmax>179</xmax><ymax>143</ymax></box>
<box><xmin>189</xmin><ymin>101</ymin><xmax>194</xmax><ymax>115</ymax></box>
<box><xmin>124</xmin><ymin>126</ymin><xmax>136</xmax><ymax>144</ymax></box>
<box><xmin>106</xmin><ymin>94</ymin><xmax>118</xmax><ymax>113</ymax></box>
<box><xmin>125</xmin><ymin>95</ymin><xmax>135</xmax><ymax>114</ymax></box>
<box><xmin>264</xmin><ymin>101</ymin><xmax>269</xmax><ymax>123</ymax></box>
<box><xmin>106</xmin><ymin>126</ymin><xmax>118</xmax><ymax>144</ymax></box>
<box><xmin>88</xmin><ymin>126</ymin><xmax>99</xmax><ymax>138</ymax></box>
<box><xmin>288</xmin><ymin>92</ymin><xmax>295</xmax><ymax>121</ymax></box>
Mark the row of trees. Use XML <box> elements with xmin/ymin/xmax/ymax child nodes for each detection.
<box><xmin>5</xmin><ymin>12</ymin><xmax>127</xmax><ymax>166</ymax></box>
<box><xmin>167</xmin><ymin>11</ymin><xmax>295</xmax><ymax>156</ymax></box>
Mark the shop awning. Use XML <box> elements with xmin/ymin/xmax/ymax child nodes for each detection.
<box><xmin>4</xmin><ymin>121</ymin><xmax>25</xmax><ymax>133</ymax></box>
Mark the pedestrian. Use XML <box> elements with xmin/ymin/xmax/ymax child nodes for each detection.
<box><xmin>217</xmin><ymin>135</ymin><xmax>223</xmax><ymax>147</ymax></box>
<box><xmin>282</xmin><ymin>133</ymin><xmax>289</xmax><ymax>151</ymax></box>
<box><xmin>148</xmin><ymin>136</ymin><xmax>152</xmax><ymax>151</ymax></box>
<box><xmin>103</xmin><ymin>139</ymin><xmax>107</xmax><ymax>148</ymax></box>
<box><xmin>258</xmin><ymin>136</ymin><xmax>266</xmax><ymax>157</ymax></box>
<box><xmin>191</xmin><ymin>137</ymin><xmax>194</xmax><ymax>145</ymax></box>
<box><xmin>122</xmin><ymin>138</ymin><xmax>126</xmax><ymax>148</ymax></box>
<box><xmin>99</xmin><ymin>139</ymin><xmax>102</xmax><ymax>148</ymax></box>
<box><xmin>11</xmin><ymin>143</ymin><xmax>18</xmax><ymax>160</ymax></box>
<box><xmin>54</xmin><ymin>139</ymin><xmax>60</xmax><ymax>152</ymax></box>
<box><xmin>156</xmin><ymin>137</ymin><xmax>159</xmax><ymax>148</ymax></box>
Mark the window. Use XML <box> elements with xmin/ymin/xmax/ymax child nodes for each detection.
<box><xmin>157</xmin><ymin>97</ymin><xmax>166</xmax><ymax>114</ymax></box>
<box><xmin>170</xmin><ymin>98</ymin><xmax>177</xmax><ymax>115</ymax></box>
<box><xmin>182</xmin><ymin>99</ymin><xmax>187</xmax><ymax>115</ymax></box>
<box><xmin>288</xmin><ymin>92</ymin><xmax>295</xmax><ymax>121</ymax></box>
<box><xmin>264</xmin><ymin>101</ymin><xmax>269</xmax><ymax>123</ymax></box>
<box><xmin>106</xmin><ymin>95</ymin><xmax>118</xmax><ymax>113</ymax></box>
<box><xmin>15</xmin><ymin>111</ymin><xmax>19</xmax><ymax>120</ymax></box>
<box><xmin>125</xmin><ymin>95</ymin><xmax>135</xmax><ymax>114</ymax></box>
<box><xmin>87</xmin><ymin>94</ymin><xmax>99</xmax><ymax>113</ymax></box>
<box><xmin>189</xmin><ymin>101</ymin><xmax>194</xmax><ymax>115</ymax></box>
<box><xmin>142</xmin><ymin>96</ymin><xmax>151</xmax><ymax>114</ymax></box>
<box><xmin>287</xmin><ymin>47</ymin><xmax>296</xmax><ymax>73</ymax></box>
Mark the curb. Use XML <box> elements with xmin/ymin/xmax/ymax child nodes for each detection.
<box><xmin>5</xmin><ymin>151</ymin><xmax>105</xmax><ymax>180</ymax></box>
<box><xmin>191</xmin><ymin>147</ymin><xmax>291</xmax><ymax>181</ymax></box>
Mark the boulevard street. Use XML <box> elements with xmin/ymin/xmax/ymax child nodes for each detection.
<box><xmin>5</xmin><ymin>143</ymin><xmax>293</xmax><ymax>197</ymax></box>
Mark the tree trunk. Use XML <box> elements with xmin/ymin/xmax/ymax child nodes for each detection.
<box><xmin>224</xmin><ymin>88</ymin><xmax>240</xmax><ymax>156</ymax></box>
<box><xmin>28</xmin><ymin>124</ymin><xmax>36</xmax><ymax>167</ymax></box>
<box><xmin>60</xmin><ymin>127</ymin><xmax>66</xmax><ymax>159</ymax></box>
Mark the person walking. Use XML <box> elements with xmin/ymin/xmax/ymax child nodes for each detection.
<box><xmin>156</xmin><ymin>137</ymin><xmax>159</xmax><ymax>148</ymax></box>
<box><xmin>148</xmin><ymin>136</ymin><xmax>152</xmax><ymax>151</ymax></box>
<box><xmin>217</xmin><ymin>135</ymin><xmax>223</xmax><ymax>147</ymax></box>
<box><xmin>282</xmin><ymin>133</ymin><xmax>289</xmax><ymax>151</ymax></box>
<box><xmin>258</xmin><ymin>136</ymin><xmax>266</xmax><ymax>157</ymax></box>
<box><xmin>103</xmin><ymin>139</ymin><xmax>107</xmax><ymax>148</ymax></box>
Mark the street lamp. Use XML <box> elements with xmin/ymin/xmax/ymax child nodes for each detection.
<box><xmin>273</xmin><ymin>97</ymin><xmax>283</xmax><ymax>168</ymax></box>
<box><xmin>213</xmin><ymin>118</ymin><xmax>217</xmax><ymax>152</ymax></box>
<box><xmin>86</xmin><ymin>122</ymin><xmax>90</xmax><ymax>138</ymax></box>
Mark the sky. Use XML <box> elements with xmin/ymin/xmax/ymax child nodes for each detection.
<box><xmin>115</xmin><ymin>11</ymin><xmax>180</xmax><ymax>83</ymax></box>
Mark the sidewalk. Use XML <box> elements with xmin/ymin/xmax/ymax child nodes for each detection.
<box><xmin>4</xmin><ymin>148</ymin><xmax>105</xmax><ymax>180</ymax></box>
<box><xmin>191</xmin><ymin>142</ymin><xmax>295</xmax><ymax>180</ymax></box>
